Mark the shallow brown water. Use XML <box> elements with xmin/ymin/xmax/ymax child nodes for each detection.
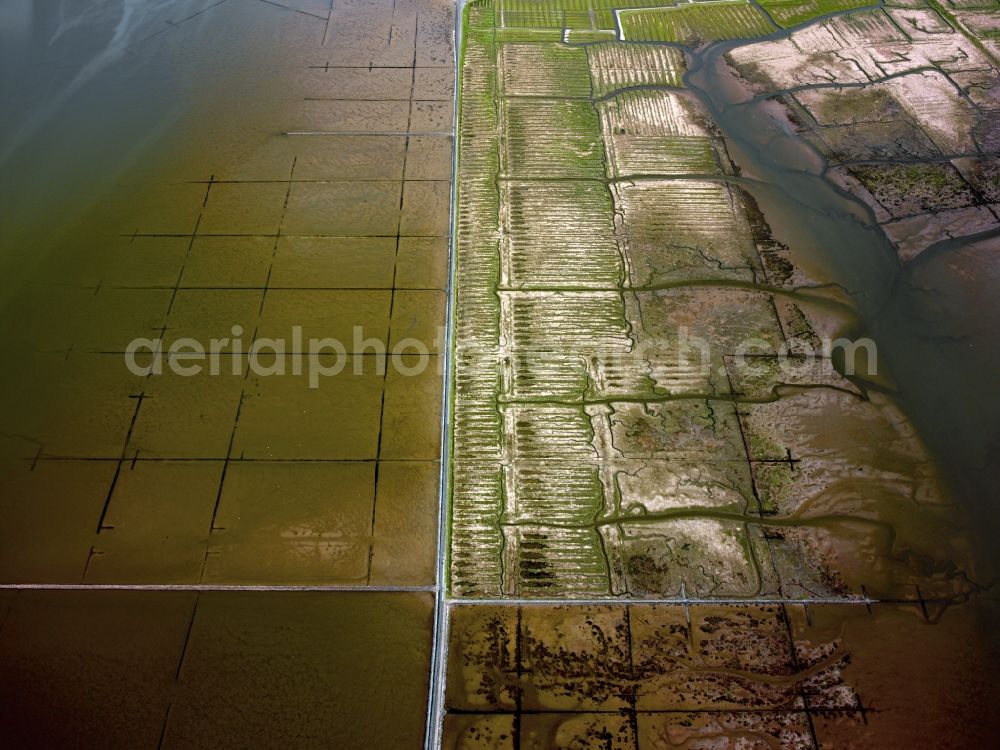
<box><xmin>1</xmin><ymin>0</ymin><xmax>453</xmax><ymax>746</ymax></box>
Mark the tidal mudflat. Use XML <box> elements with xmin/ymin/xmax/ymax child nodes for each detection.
<box><xmin>443</xmin><ymin>0</ymin><xmax>1000</xmax><ymax>746</ymax></box>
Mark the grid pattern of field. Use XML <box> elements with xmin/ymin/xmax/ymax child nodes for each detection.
<box><xmin>449</xmin><ymin>0</ymin><xmax>975</xmax><ymax>608</ymax></box>
<box><xmin>589</xmin><ymin>42</ymin><xmax>686</xmax><ymax>95</ymax></box>
<box><xmin>442</xmin><ymin>0</ymin><xmax>1000</xmax><ymax>746</ymax></box>
<box><xmin>499</xmin><ymin>0</ymin><xmax>672</xmax><ymax>32</ymax></box>
<box><xmin>761</xmin><ymin>0</ymin><xmax>876</xmax><ymax>28</ymax></box>
<box><xmin>0</xmin><ymin>1</ymin><xmax>455</xmax><ymax>747</ymax></box>
<box><xmin>619</xmin><ymin>2</ymin><xmax>776</xmax><ymax>44</ymax></box>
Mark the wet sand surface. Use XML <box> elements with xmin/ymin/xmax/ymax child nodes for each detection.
<box><xmin>1</xmin><ymin>0</ymin><xmax>452</xmax><ymax>746</ymax></box>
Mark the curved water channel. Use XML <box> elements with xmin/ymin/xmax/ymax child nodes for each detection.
<box><xmin>683</xmin><ymin>23</ymin><xmax>1000</xmax><ymax>572</ymax></box>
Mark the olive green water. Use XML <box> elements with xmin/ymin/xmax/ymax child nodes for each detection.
<box><xmin>1</xmin><ymin>1</ymin><xmax>453</xmax><ymax>746</ymax></box>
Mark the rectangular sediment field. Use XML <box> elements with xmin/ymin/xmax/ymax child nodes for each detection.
<box><xmin>618</xmin><ymin>2</ymin><xmax>776</xmax><ymax>44</ymax></box>
<box><xmin>439</xmin><ymin>2</ymin><xmax>998</xmax><ymax>747</ymax></box>
<box><xmin>454</xmin><ymin>1</ymin><xmax>758</xmax><ymax>599</ymax></box>
<box><xmin>449</xmin><ymin>0</ymin><xmax>977</xmax><ymax>606</ymax></box>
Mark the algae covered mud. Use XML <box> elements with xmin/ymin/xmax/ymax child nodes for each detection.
<box><xmin>443</xmin><ymin>0</ymin><xmax>1000</xmax><ymax>746</ymax></box>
